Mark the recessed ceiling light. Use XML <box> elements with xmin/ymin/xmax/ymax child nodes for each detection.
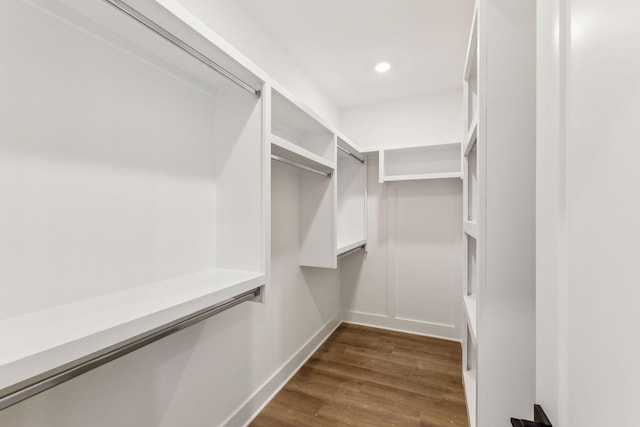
<box><xmin>375</xmin><ymin>62</ymin><xmax>391</xmax><ymax>73</ymax></box>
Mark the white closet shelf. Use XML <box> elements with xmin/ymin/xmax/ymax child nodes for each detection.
<box><xmin>271</xmin><ymin>134</ymin><xmax>335</xmax><ymax>174</ymax></box>
<box><xmin>463</xmin><ymin>369</ymin><xmax>477</xmax><ymax>427</ymax></box>
<box><xmin>463</xmin><ymin>295</ymin><xmax>477</xmax><ymax>343</ymax></box>
<box><xmin>0</xmin><ymin>269</ymin><xmax>265</xmax><ymax>391</ymax></box>
<box><xmin>464</xmin><ymin>116</ymin><xmax>478</xmax><ymax>156</ymax></box>
<box><xmin>379</xmin><ymin>142</ymin><xmax>462</xmax><ymax>183</ymax></box>
<box><xmin>337</xmin><ymin>239</ymin><xmax>367</xmax><ymax>256</ymax></box>
<box><xmin>383</xmin><ymin>172</ymin><xmax>462</xmax><ymax>182</ymax></box>
<box><xmin>464</xmin><ymin>220</ymin><xmax>479</xmax><ymax>239</ymax></box>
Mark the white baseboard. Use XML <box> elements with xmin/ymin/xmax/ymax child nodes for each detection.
<box><xmin>223</xmin><ymin>313</ymin><xmax>342</xmax><ymax>427</ymax></box>
<box><xmin>344</xmin><ymin>311</ymin><xmax>460</xmax><ymax>342</ymax></box>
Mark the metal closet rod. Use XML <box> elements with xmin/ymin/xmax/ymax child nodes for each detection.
<box><xmin>0</xmin><ymin>286</ymin><xmax>262</xmax><ymax>412</ymax></box>
<box><xmin>337</xmin><ymin>244</ymin><xmax>366</xmax><ymax>259</ymax></box>
<box><xmin>338</xmin><ymin>145</ymin><xmax>364</xmax><ymax>164</ymax></box>
<box><xmin>271</xmin><ymin>155</ymin><xmax>332</xmax><ymax>177</ymax></box>
<box><xmin>103</xmin><ymin>0</ymin><xmax>261</xmax><ymax>98</ymax></box>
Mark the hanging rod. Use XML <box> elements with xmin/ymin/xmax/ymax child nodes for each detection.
<box><xmin>271</xmin><ymin>155</ymin><xmax>332</xmax><ymax>177</ymax></box>
<box><xmin>338</xmin><ymin>145</ymin><xmax>365</xmax><ymax>164</ymax></box>
<box><xmin>0</xmin><ymin>286</ymin><xmax>262</xmax><ymax>411</ymax></box>
<box><xmin>337</xmin><ymin>244</ymin><xmax>366</xmax><ymax>259</ymax></box>
<box><xmin>103</xmin><ymin>0</ymin><xmax>261</xmax><ymax>98</ymax></box>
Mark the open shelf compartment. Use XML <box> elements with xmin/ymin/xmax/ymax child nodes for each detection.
<box><xmin>271</xmin><ymin>87</ymin><xmax>335</xmax><ymax>166</ymax></box>
<box><xmin>379</xmin><ymin>143</ymin><xmax>462</xmax><ymax>183</ymax></box>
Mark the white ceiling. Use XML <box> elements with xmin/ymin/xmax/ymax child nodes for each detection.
<box><xmin>234</xmin><ymin>0</ymin><xmax>475</xmax><ymax>108</ymax></box>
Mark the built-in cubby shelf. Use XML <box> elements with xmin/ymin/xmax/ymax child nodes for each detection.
<box><xmin>378</xmin><ymin>143</ymin><xmax>462</xmax><ymax>183</ymax></box>
<box><xmin>1</xmin><ymin>0</ymin><xmax>266</xmax><ymax>398</ymax></box>
<box><xmin>463</xmin><ymin>295</ymin><xmax>477</xmax><ymax>343</ymax></box>
<box><xmin>463</xmin><ymin>368</ymin><xmax>477</xmax><ymax>427</ymax></box>
<box><xmin>463</xmin><ymin>220</ymin><xmax>479</xmax><ymax>239</ymax></box>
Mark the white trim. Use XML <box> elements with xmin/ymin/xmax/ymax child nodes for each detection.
<box><xmin>223</xmin><ymin>314</ymin><xmax>342</xmax><ymax>427</ymax></box>
<box><xmin>344</xmin><ymin>311</ymin><xmax>460</xmax><ymax>342</ymax></box>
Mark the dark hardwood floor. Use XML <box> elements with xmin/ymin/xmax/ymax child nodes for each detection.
<box><xmin>250</xmin><ymin>323</ymin><xmax>469</xmax><ymax>427</ymax></box>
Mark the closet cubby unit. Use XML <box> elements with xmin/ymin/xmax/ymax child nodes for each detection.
<box><xmin>378</xmin><ymin>143</ymin><xmax>462</xmax><ymax>183</ymax></box>
<box><xmin>0</xmin><ymin>0</ymin><xmax>266</xmax><ymax>397</ymax></box>
<box><xmin>461</xmin><ymin>1</ymin><xmax>536</xmax><ymax>426</ymax></box>
<box><xmin>336</xmin><ymin>135</ymin><xmax>367</xmax><ymax>257</ymax></box>
<box><xmin>269</xmin><ymin>87</ymin><xmax>337</xmax><ymax>268</ymax></box>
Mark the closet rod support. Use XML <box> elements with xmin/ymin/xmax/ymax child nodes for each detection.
<box><xmin>338</xmin><ymin>145</ymin><xmax>365</xmax><ymax>164</ymax></box>
<box><xmin>271</xmin><ymin>155</ymin><xmax>332</xmax><ymax>177</ymax></box>
<box><xmin>103</xmin><ymin>0</ymin><xmax>261</xmax><ymax>97</ymax></box>
<box><xmin>0</xmin><ymin>286</ymin><xmax>262</xmax><ymax>412</ymax></box>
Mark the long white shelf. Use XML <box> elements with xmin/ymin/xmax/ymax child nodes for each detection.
<box><xmin>464</xmin><ymin>220</ymin><xmax>479</xmax><ymax>239</ymax></box>
<box><xmin>337</xmin><ymin>239</ymin><xmax>367</xmax><ymax>257</ymax></box>
<box><xmin>463</xmin><ymin>369</ymin><xmax>477</xmax><ymax>427</ymax></box>
<box><xmin>382</xmin><ymin>171</ymin><xmax>462</xmax><ymax>182</ymax></box>
<box><xmin>271</xmin><ymin>134</ymin><xmax>335</xmax><ymax>174</ymax></box>
<box><xmin>464</xmin><ymin>115</ymin><xmax>478</xmax><ymax>156</ymax></box>
<box><xmin>0</xmin><ymin>269</ymin><xmax>265</xmax><ymax>391</ymax></box>
<box><xmin>463</xmin><ymin>295</ymin><xmax>477</xmax><ymax>344</ymax></box>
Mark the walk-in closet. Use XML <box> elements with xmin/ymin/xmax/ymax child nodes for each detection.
<box><xmin>2</xmin><ymin>1</ymin><xmax>639</xmax><ymax>426</ymax></box>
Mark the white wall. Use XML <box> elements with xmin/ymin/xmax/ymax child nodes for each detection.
<box><xmin>340</xmin><ymin>89</ymin><xmax>462</xmax><ymax>150</ymax></box>
<box><xmin>537</xmin><ymin>0</ymin><xmax>640</xmax><ymax>426</ymax></box>
<box><xmin>172</xmin><ymin>0</ymin><xmax>340</xmax><ymax>127</ymax></box>
<box><xmin>341</xmin><ymin>155</ymin><xmax>463</xmax><ymax>341</ymax></box>
<box><xmin>340</xmin><ymin>90</ymin><xmax>464</xmax><ymax>341</ymax></box>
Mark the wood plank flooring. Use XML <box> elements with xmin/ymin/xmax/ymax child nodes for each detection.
<box><xmin>250</xmin><ymin>323</ymin><xmax>469</xmax><ymax>427</ymax></box>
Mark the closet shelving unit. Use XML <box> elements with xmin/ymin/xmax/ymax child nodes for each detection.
<box><xmin>269</xmin><ymin>86</ymin><xmax>337</xmax><ymax>268</ymax></box>
<box><xmin>269</xmin><ymin>88</ymin><xmax>367</xmax><ymax>268</ymax></box>
<box><xmin>461</xmin><ymin>1</ymin><xmax>536</xmax><ymax>426</ymax></box>
<box><xmin>461</xmin><ymin>5</ymin><xmax>479</xmax><ymax>426</ymax></box>
<box><xmin>0</xmin><ymin>0</ymin><xmax>266</xmax><ymax>407</ymax></box>
<box><xmin>378</xmin><ymin>142</ymin><xmax>462</xmax><ymax>183</ymax></box>
<box><xmin>336</xmin><ymin>134</ymin><xmax>367</xmax><ymax>257</ymax></box>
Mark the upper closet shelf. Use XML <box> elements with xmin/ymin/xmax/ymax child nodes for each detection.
<box><xmin>271</xmin><ymin>134</ymin><xmax>335</xmax><ymax>175</ymax></box>
<box><xmin>270</xmin><ymin>87</ymin><xmax>336</xmax><ymax>172</ymax></box>
<box><xmin>379</xmin><ymin>142</ymin><xmax>462</xmax><ymax>183</ymax></box>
